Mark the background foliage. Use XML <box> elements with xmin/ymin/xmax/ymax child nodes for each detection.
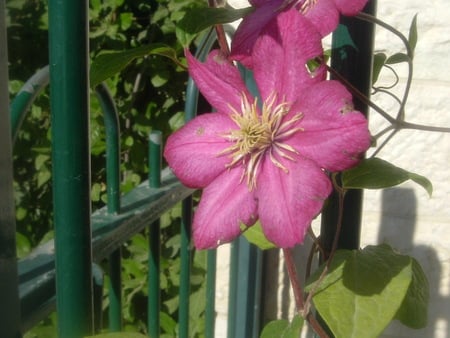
<box><xmin>7</xmin><ymin>0</ymin><xmax>206</xmax><ymax>336</ymax></box>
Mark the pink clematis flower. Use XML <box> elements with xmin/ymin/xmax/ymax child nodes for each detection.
<box><xmin>231</xmin><ymin>0</ymin><xmax>368</xmax><ymax>67</ymax></box>
<box><xmin>164</xmin><ymin>10</ymin><xmax>370</xmax><ymax>249</ymax></box>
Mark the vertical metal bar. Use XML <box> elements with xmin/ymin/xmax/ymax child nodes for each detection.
<box><xmin>205</xmin><ymin>249</ymin><xmax>217</xmax><ymax>338</ymax></box>
<box><xmin>95</xmin><ymin>83</ymin><xmax>123</xmax><ymax>331</ymax></box>
<box><xmin>108</xmin><ymin>249</ymin><xmax>122</xmax><ymax>331</ymax></box>
<box><xmin>320</xmin><ymin>0</ymin><xmax>377</xmax><ymax>252</ymax></box>
<box><xmin>228</xmin><ymin>237</ymin><xmax>263</xmax><ymax>338</ymax></box>
<box><xmin>179</xmin><ymin>197</ymin><xmax>192</xmax><ymax>338</ymax></box>
<box><xmin>177</xmin><ymin>31</ymin><xmax>223</xmax><ymax>338</ymax></box>
<box><xmin>148</xmin><ymin>130</ymin><xmax>162</xmax><ymax>338</ymax></box>
<box><xmin>92</xmin><ymin>263</ymin><xmax>104</xmax><ymax>333</ymax></box>
<box><xmin>319</xmin><ymin>3</ymin><xmax>377</xmax><ymax>335</ymax></box>
<box><xmin>226</xmin><ymin>242</ymin><xmax>238</xmax><ymax>338</ymax></box>
<box><xmin>226</xmin><ymin>65</ymin><xmax>264</xmax><ymax>338</ymax></box>
<box><xmin>0</xmin><ymin>2</ymin><xmax>21</xmax><ymax>337</ymax></box>
<box><xmin>48</xmin><ymin>0</ymin><xmax>93</xmax><ymax>337</ymax></box>
<box><xmin>177</xmin><ymin>74</ymin><xmax>199</xmax><ymax>338</ymax></box>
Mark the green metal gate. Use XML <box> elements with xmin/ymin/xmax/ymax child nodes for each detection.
<box><xmin>0</xmin><ymin>0</ymin><xmax>376</xmax><ymax>337</ymax></box>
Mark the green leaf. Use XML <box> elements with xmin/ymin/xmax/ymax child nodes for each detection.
<box><xmin>408</xmin><ymin>14</ymin><xmax>418</xmax><ymax>54</ymax></box>
<box><xmin>90</xmin><ymin>43</ymin><xmax>181</xmax><ymax>87</ymax></box>
<box><xmin>85</xmin><ymin>333</ymin><xmax>148</xmax><ymax>338</ymax></box>
<box><xmin>242</xmin><ymin>221</ymin><xmax>276</xmax><ymax>250</ymax></box>
<box><xmin>177</xmin><ymin>6</ymin><xmax>253</xmax><ymax>35</ymax></box>
<box><xmin>282</xmin><ymin>315</ymin><xmax>304</xmax><ymax>338</ymax></box>
<box><xmin>260</xmin><ymin>319</ymin><xmax>289</xmax><ymax>338</ymax></box>
<box><xmin>395</xmin><ymin>258</ymin><xmax>429</xmax><ymax>328</ymax></box>
<box><xmin>386</xmin><ymin>52</ymin><xmax>410</xmax><ymax>64</ymax></box>
<box><xmin>120</xmin><ymin>12</ymin><xmax>133</xmax><ymax>30</ymax></box>
<box><xmin>307</xmin><ymin>244</ymin><xmax>415</xmax><ymax>338</ymax></box>
<box><xmin>372</xmin><ymin>53</ymin><xmax>386</xmax><ymax>85</ymax></box>
<box><xmin>260</xmin><ymin>315</ymin><xmax>304</xmax><ymax>338</ymax></box>
<box><xmin>16</xmin><ymin>232</ymin><xmax>31</xmax><ymax>258</ymax></box>
<box><xmin>342</xmin><ymin>157</ymin><xmax>432</xmax><ymax>196</ymax></box>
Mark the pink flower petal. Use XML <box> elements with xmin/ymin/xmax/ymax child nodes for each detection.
<box><xmin>193</xmin><ymin>168</ymin><xmax>258</xmax><ymax>249</ymax></box>
<box><xmin>230</xmin><ymin>0</ymin><xmax>283</xmax><ymax>68</ymax></box>
<box><xmin>186</xmin><ymin>50</ymin><xmax>251</xmax><ymax>114</ymax></box>
<box><xmin>334</xmin><ymin>0</ymin><xmax>368</xmax><ymax>16</ymax></box>
<box><xmin>256</xmin><ymin>156</ymin><xmax>332</xmax><ymax>247</ymax></box>
<box><xmin>287</xmin><ymin>80</ymin><xmax>370</xmax><ymax>171</ymax></box>
<box><xmin>164</xmin><ymin>113</ymin><xmax>237</xmax><ymax>188</ymax></box>
<box><xmin>252</xmin><ymin>9</ymin><xmax>326</xmax><ymax>104</ymax></box>
<box><xmin>303</xmin><ymin>0</ymin><xmax>340</xmax><ymax>36</ymax></box>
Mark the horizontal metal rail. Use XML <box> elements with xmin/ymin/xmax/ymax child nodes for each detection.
<box><xmin>18</xmin><ymin>168</ymin><xmax>193</xmax><ymax>331</ymax></box>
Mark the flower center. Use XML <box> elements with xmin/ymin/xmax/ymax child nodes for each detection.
<box><xmin>218</xmin><ymin>93</ymin><xmax>303</xmax><ymax>190</ymax></box>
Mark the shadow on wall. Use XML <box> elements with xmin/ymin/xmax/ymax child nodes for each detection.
<box><xmin>378</xmin><ymin>188</ymin><xmax>448</xmax><ymax>338</ymax></box>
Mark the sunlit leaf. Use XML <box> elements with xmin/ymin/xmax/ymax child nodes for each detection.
<box><xmin>342</xmin><ymin>157</ymin><xmax>432</xmax><ymax>196</ymax></box>
<box><xmin>261</xmin><ymin>319</ymin><xmax>289</xmax><ymax>338</ymax></box>
<box><xmin>242</xmin><ymin>221</ymin><xmax>276</xmax><ymax>250</ymax></box>
<box><xmin>306</xmin><ymin>244</ymin><xmax>424</xmax><ymax>338</ymax></box>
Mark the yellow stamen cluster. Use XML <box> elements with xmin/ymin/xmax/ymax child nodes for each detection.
<box><xmin>218</xmin><ymin>93</ymin><xmax>303</xmax><ymax>190</ymax></box>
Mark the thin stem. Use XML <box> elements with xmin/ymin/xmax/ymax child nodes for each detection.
<box><xmin>303</xmin><ymin>175</ymin><xmax>345</xmax><ymax>333</ymax></box>
<box><xmin>283</xmin><ymin>248</ymin><xmax>330</xmax><ymax>338</ymax></box>
<box><xmin>357</xmin><ymin>12</ymin><xmax>414</xmax><ymax>122</ymax></box>
<box><xmin>370</xmin><ymin>129</ymin><xmax>398</xmax><ymax>157</ymax></box>
<box><xmin>283</xmin><ymin>248</ymin><xmax>304</xmax><ymax>311</ymax></box>
<box><xmin>208</xmin><ymin>0</ymin><xmax>230</xmax><ymax>56</ymax></box>
<box><xmin>400</xmin><ymin>121</ymin><xmax>450</xmax><ymax>133</ymax></box>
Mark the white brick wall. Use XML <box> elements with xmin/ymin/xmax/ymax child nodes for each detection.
<box><xmin>215</xmin><ymin>1</ymin><xmax>450</xmax><ymax>337</ymax></box>
<box><xmin>362</xmin><ymin>1</ymin><xmax>450</xmax><ymax>337</ymax></box>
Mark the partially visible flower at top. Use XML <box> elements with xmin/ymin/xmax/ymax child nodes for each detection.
<box><xmin>230</xmin><ymin>0</ymin><xmax>368</xmax><ymax>68</ymax></box>
<box><xmin>164</xmin><ymin>10</ymin><xmax>370</xmax><ymax>249</ymax></box>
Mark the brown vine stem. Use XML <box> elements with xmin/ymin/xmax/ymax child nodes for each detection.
<box><xmin>302</xmin><ymin>174</ymin><xmax>346</xmax><ymax>337</ymax></box>
<box><xmin>208</xmin><ymin>0</ymin><xmax>230</xmax><ymax>57</ymax></box>
<box><xmin>283</xmin><ymin>248</ymin><xmax>330</xmax><ymax>338</ymax></box>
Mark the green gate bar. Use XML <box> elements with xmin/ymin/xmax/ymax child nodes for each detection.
<box><xmin>148</xmin><ymin>130</ymin><xmax>162</xmax><ymax>338</ymax></box>
<box><xmin>0</xmin><ymin>1</ymin><xmax>21</xmax><ymax>337</ymax></box>
<box><xmin>319</xmin><ymin>2</ymin><xmax>377</xmax><ymax>335</ymax></box>
<box><xmin>320</xmin><ymin>0</ymin><xmax>377</xmax><ymax>252</ymax></box>
<box><xmin>10</xmin><ymin>66</ymin><xmax>49</xmax><ymax>142</ymax></box>
<box><xmin>95</xmin><ymin>83</ymin><xmax>123</xmax><ymax>331</ymax></box>
<box><xmin>48</xmin><ymin>0</ymin><xmax>94</xmax><ymax>337</ymax></box>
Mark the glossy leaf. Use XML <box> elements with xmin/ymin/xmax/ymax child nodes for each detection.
<box><xmin>306</xmin><ymin>245</ymin><xmax>423</xmax><ymax>338</ymax></box>
<box><xmin>90</xmin><ymin>44</ymin><xmax>182</xmax><ymax>87</ymax></box>
<box><xmin>342</xmin><ymin>157</ymin><xmax>432</xmax><ymax>196</ymax></box>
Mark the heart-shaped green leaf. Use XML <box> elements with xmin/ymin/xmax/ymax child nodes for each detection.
<box><xmin>306</xmin><ymin>244</ymin><xmax>418</xmax><ymax>338</ymax></box>
<box><xmin>342</xmin><ymin>157</ymin><xmax>432</xmax><ymax>196</ymax></box>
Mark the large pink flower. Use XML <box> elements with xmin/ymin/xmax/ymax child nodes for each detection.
<box><xmin>231</xmin><ymin>0</ymin><xmax>368</xmax><ymax>67</ymax></box>
<box><xmin>164</xmin><ymin>10</ymin><xmax>370</xmax><ymax>249</ymax></box>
